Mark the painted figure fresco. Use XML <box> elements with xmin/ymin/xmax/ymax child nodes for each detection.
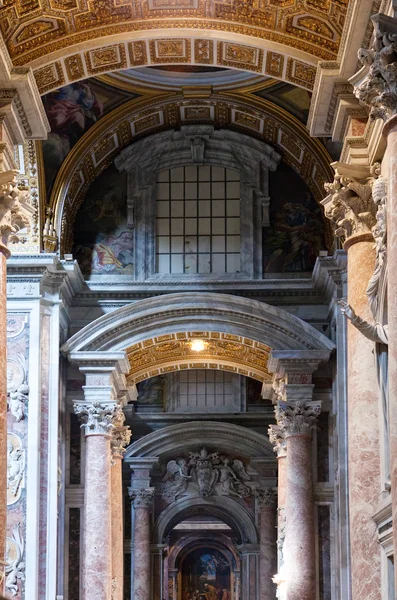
<box><xmin>264</xmin><ymin>162</ymin><xmax>326</xmax><ymax>273</ymax></box>
<box><xmin>42</xmin><ymin>82</ymin><xmax>104</xmax><ymax>199</ymax></box>
<box><xmin>72</xmin><ymin>165</ymin><xmax>133</xmax><ymax>275</ymax></box>
<box><xmin>182</xmin><ymin>548</ymin><xmax>231</xmax><ymax>599</ymax></box>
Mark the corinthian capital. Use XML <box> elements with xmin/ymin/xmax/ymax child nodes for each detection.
<box><xmin>256</xmin><ymin>488</ymin><xmax>277</xmax><ymax>508</ymax></box>
<box><xmin>353</xmin><ymin>13</ymin><xmax>397</xmax><ymax>122</ymax></box>
<box><xmin>268</xmin><ymin>424</ymin><xmax>287</xmax><ymax>457</ymax></box>
<box><xmin>128</xmin><ymin>487</ymin><xmax>154</xmax><ymax>509</ymax></box>
<box><xmin>74</xmin><ymin>402</ymin><xmax>124</xmax><ymax>436</ymax></box>
<box><xmin>111</xmin><ymin>426</ymin><xmax>132</xmax><ymax>460</ymax></box>
<box><xmin>321</xmin><ymin>163</ymin><xmax>378</xmax><ymax>242</ymax></box>
<box><xmin>0</xmin><ymin>170</ymin><xmax>29</xmax><ymax>252</ymax></box>
<box><xmin>275</xmin><ymin>401</ymin><xmax>321</xmax><ymax>437</ymax></box>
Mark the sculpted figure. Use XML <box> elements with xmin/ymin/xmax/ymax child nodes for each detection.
<box><xmin>8</xmin><ymin>384</ymin><xmax>29</xmax><ymax>422</ymax></box>
<box><xmin>7</xmin><ymin>441</ymin><xmax>25</xmax><ymax>498</ymax></box>
<box><xmin>218</xmin><ymin>457</ymin><xmax>250</xmax><ymax>497</ymax></box>
<box><xmin>339</xmin><ymin>300</ymin><xmax>388</xmax><ymax>344</ymax></box>
<box><xmin>162</xmin><ymin>458</ymin><xmax>190</xmax><ymax>498</ymax></box>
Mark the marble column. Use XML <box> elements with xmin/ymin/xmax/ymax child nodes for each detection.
<box><xmin>384</xmin><ymin>116</ymin><xmax>397</xmax><ymax>591</ymax></box>
<box><xmin>257</xmin><ymin>489</ymin><xmax>277</xmax><ymax>600</ymax></box>
<box><xmin>130</xmin><ymin>488</ymin><xmax>154</xmax><ymax>600</ymax></box>
<box><xmin>74</xmin><ymin>402</ymin><xmax>125</xmax><ymax>600</ymax></box>
<box><xmin>275</xmin><ymin>400</ymin><xmax>321</xmax><ymax>600</ymax></box>
<box><xmin>322</xmin><ymin>162</ymin><xmax>382</xmax><ymax>598</ymax></box>
<box><xmin>111</xmin><ymin>421</ymin><xmax>131</xmax><ymax>600</ymax></box>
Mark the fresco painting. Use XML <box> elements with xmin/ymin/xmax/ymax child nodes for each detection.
<box><xmin>264</xmin><ymin>162</ymin><xmax>325</xmax><ymax>273</ymax></box>
<box><xmin>182</xmin><ymin>549</ymin><xmax>231</xmax><ymax>599</ymax></box>
<box><xmin>72</xmin><ymin>165</ymin><xmax>133</xmax><ymax>275</ymax></box>
<box><xmin>42</xmin><ymin>82</ymin><xmax>104</xmax><ymax>199</ymax></box>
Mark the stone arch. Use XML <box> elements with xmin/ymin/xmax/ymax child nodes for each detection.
<box><xmin>61</xmin><ymin>292</ymin><xmax>335</xmax><ymax>357</ymax></box>
<box><xmin>152</xmin><ymin>496</ymin><xmax>259</xmax><ymax>545</ymax></box>
<box><xmin>168</xmin><ymin>533</ymin><xmax>240</xmax><ymax>571</ymax></box>
<box><xmin>49</xmin><ymin>94</ymin><xmax>334</xmax><ymax>254</ymax></box>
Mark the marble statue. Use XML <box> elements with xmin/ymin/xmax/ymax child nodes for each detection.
<box><xmin>8</xmin><ymin>384</ymin><xmax>29</xmax><ymax>422</ymax></box>
<box><xmin>7</xmin><ymin>440</ymin><xmax>25</xmax><ymax>499</ymax></box>
<box><xmin>339</xmin><ymin>300</ymin><xmax>388</xmax><ymax>344</ymax></box>
<box><xmin>162</xmin><ymin>458</ymin><xmax>190</xmax><ymax>498</ymax></box>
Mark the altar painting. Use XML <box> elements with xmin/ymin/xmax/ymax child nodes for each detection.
<box><xmin>182</xmin><ymin>548</ymin><xmax>231</xmax><ymax>599</ymax></box>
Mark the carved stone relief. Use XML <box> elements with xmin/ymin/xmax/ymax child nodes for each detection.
<box><xmin>5</xmin><ymin>523</ymin><xmax>25</xmax><ymax>597</ymax></box>
<box><xmin>162</xmin><ymin>447</ymin><xmax>253</xmax><ymax>499</ymax></box>
<box><xmin>275</xmin><ymin>401</ymin><xmax>321</xmax><ymax>437</ymax></box>
<box><xmin>354</xmin><ymin>14</ymin><xmax>397</xmax><ymax>122</ymax></box>
<box><xmin>7</xmin><ymin>433</ymin><xmax>26</xmax><ymax>506</ymax></box>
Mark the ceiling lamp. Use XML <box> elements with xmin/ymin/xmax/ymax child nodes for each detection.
<box><xmin>190</xmin><ymin>339</ymin><xmax>206</xmax><ymax>352</ymax></box>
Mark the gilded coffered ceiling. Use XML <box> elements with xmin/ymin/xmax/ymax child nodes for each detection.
<box><xmin>0</xmin><ymin>0</ymin><xmax>349</xmax><ymax>94</ymax></box>
<box><xmin>126</xmin><ymin>331</ymin><xmax>272</xmax><ymax>386</ymax></box>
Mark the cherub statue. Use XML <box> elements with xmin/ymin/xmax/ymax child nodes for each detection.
<box><xmin>8</xmin><ymin>384</ymin><xmax>29</xmax><ymax>422</ymax></box>
<box><xmin>339</xmin><ymin>300</ymin><xmax>388</xmax><ymax>344</ymax></box>
<box><xmin>7</xmin><ymin>441</ymin><xmax>25</xmax><ymax>498</ymax></box>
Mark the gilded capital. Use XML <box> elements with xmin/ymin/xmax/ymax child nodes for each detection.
<box><xmin>128</xmin><ymin>487</ymin><xmax>155</xmax><ymax>509</ymax></box>
<box><xmin>321</xmin><ymin>163</ymin><xmax>377</xmax><ymax>243</ymax></box>
<box><xmin>0</xmin><ymin>170</ymin><xmax>29</xmax><ymax>254</ymax></box>
<box><xmin>275</xmin><ymin>400</ymin><xmax>321</xmax><ymax>437</ymax></box>
<box><xmin>354</xmin><ymin>14</ymin><xmax>397</xmax><ymax>122</ymax></box>
<box><xmin>74</xmin><ymin>401</ymin><xmax>124</xmax><ymax>436</ymax></box>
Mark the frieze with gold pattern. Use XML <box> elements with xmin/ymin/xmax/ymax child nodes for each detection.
<box><xmin>0</xmin><ymin>0</ymin><xmax>347</xmax><ymax>69</ymax></box>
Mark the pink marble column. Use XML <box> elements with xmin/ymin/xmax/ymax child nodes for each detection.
<box><xmin>111</xmin><ymin>424</ymin><xmax>131</xmax><ymax>600</ymax></box>
<box><xmin>275</xmin><ymin>401</ymin><xmax>320</xmax><ymax>600</ymax></box>
<box><xmin>130</xmin><ymin>488</ymin><xmax>154</xmax><ymax>600</ymax></box>
<box><xmin>384</xmin><ymin>116</ymin><xmax>397</xmax><ymax>591</ymax></box>
<box><xmin>0</xmin><ymin>247</ymin><xmax>8</xmax><ymax>587</ymax></box>
<box><xmin>344</xmin><ymin>235</ymin><xmax>381</xmax><ymax>599</ymax></box>
<box><xmin>75</xmin><ymin>402</ymin><xmax>124</xmax><ymax>600</ymax></box>
<box><xmin>258</xmin><ymin>489</ymin><xmax>277</xmax><ymax>600</ymax></box>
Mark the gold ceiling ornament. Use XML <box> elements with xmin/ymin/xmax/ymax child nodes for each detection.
<box><xmin>31</xmin><ymin>37</ymin><xmax>320</xmax><ymax>96</ymax></box>
<box><xmin>45</xmin><ymin>89</ymin><xmax>334</xmax><ymax>254</ymax></box>
<box><xmin>0</xmin><ymin>0</ymin><xmax>347</xmax><ymax>68</ymax></box>
<box><xmin>125</xmin><ymin>331</ymin><xmax>272</xmax><ymax>385</ymax></box>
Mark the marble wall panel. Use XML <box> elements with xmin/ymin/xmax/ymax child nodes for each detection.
<box><xmin>318</xmin><ymin>505</ymin><xmax>331</xmax><ymax>600</ymax></box>
<box><xmin>68</xmin><ymin>507</ymin><xmax>81</xmax><ymax>600</ymax></box>
<box><xmin>6</xmin><ymin>313</ymin><xmax>30</xmax><ymax>600</ymax></box>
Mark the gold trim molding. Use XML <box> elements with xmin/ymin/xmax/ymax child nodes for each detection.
<box><xmin>126</xmin><ymin>331</ymin><xmax>272</xmax><ymax>385</ymax></box>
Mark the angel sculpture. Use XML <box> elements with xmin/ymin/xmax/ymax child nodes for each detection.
<box><xmin>217</xmin><ymin>457</ymin><xmax>251</xmax><ymax>498</ymax></box>
<box><xmin>162</xmin><ymin>458</ymin><xmax>190</xmax><ymax>499</ymax></box>
<box><xmin>8</xmin><ymin>384</ymin><xmax>29</xmax><ymax>422</ymax></box>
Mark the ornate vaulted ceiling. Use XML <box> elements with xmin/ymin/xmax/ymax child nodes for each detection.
<box><xmin>0</xmin><ymin>0</ymin><xmax>349</xmax><ymax>94</ymax></box>
<box><xmin>126</xmin><ymin>331</ymin><xmax>272</xmax><ymax>386</ymax></box>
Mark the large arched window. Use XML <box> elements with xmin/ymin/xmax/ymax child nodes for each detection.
<box><xmin>155</xmin><ymin>166</ymin><xmax>241</xmax><ymax>275</ymax></box>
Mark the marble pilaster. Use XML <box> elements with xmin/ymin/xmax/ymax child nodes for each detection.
<box><xmin>257</xmin><ymin>489</ymin><xmax>277</xmax><ymax>600</ymax></box>
<box><xmin>323</xmin><ymin>158</ymin><xmax>382</xmax><ymax>598</ymax></box>
<box><xmin>238</xmin><ymin>544</ymin><xmax>260</xmax><ymax>600</ymax></box>
<box><xmin>130</xmin><ymin>488</ymin><xmax>154</xmax><ymax>600</ymax></box>
<box><xmin>268</xmin><ymin>425</ymin><xmax>287</xmax><ymax>572</ymax></box>
<box><xmin>111</xmin><ymin>422</ymin><xmax>131</xmax><ymax>600</ymax></box>
<box><xmin>0</xmin><ymin>247</ymin><xmax>6</xmax><ymax>587</ymax></box>
<box><xmin>275</xmin><ymin>400</ymin><xmax>320</xmax><ymax>600</ymax></box>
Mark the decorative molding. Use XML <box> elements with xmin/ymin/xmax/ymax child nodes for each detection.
<box><xmin>111</xmin><ymin>424</ymin><xmax>132</xmax><ymax>460</ymax></box>
<box><xmin>0</xmin><ymin>170</ymin><xmax>32</xmax><ymax>255</ymax></box>
<box><xmin>275</xmin><ymin>400</ymin><xmax>321</xmax><ymax>437</ymax></box>
<box><xmin>5</xmin><ymin>523</ymin><xmax>25</xmax><ymax>597</ymax></box>
<box><xmin>256</xmin><ymin>487</ymin><xmax>276</xmax><ymax>508</ymax></box>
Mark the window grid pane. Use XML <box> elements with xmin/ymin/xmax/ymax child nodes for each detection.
<box><xmin>155</xmin><ymin>166</ymin><xmax>240</xmax><ymax>274</ymax></box>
